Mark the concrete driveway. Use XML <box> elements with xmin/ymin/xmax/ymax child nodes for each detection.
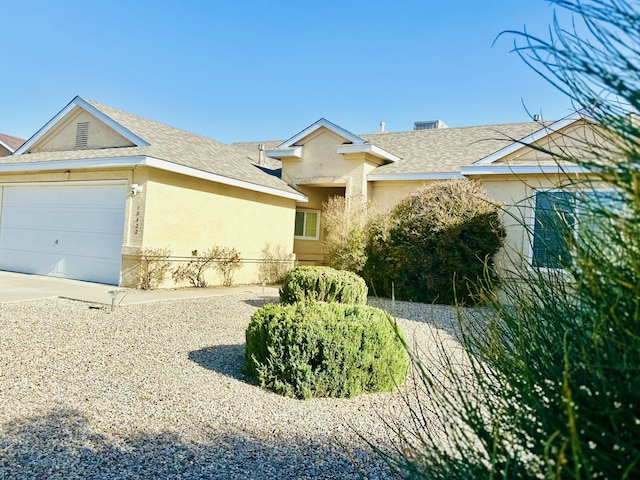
<box><xmin>0</xmin><ymin>270</ymin><xmax>279</xmax><ymax>305</ymax></box>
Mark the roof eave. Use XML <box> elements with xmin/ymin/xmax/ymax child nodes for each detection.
<box><xmin>368</xmin><ymin>172</ymin><xmax>464</xmax><ymax>181</ymax></box>
<box><xmin>337</xmin><ymin>144</ymin><xmax>400</xmax><ymax>163</ymax></box>
<box><xmin>461</xmin><ymin>165</ymin><xmax>587</xmax><ymax>176</ymax></box>
<box><xmin>0</xmin><ymin>155</ymin><xmax>308</xmax><ymax>202</ymax></box>
<box><xmin>265</xmin><ymin>147</ymin><xmax>303</xmax><ymax>159</ymax></box>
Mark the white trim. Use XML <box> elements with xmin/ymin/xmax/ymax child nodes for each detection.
<box><xmin>279</xmin><ymin>118</ymin><xmax>365</xmax><ymax>148</ymax></box>
<box><xmin>0</xmin><ymin>155</ymin><xmax>308</xmax><ymax>202</ymax></box>
<box><xmin>294</xmin><ymin>209</ymin><xmax>321</xmax><ymax>241</ymax></box>
<box><xmin>474</xmin><ymin>111</ymin><xmax>591</xmax><ymax>166</ymax></box>
<box><xmin>0</xmin><ymin>139</ymin><xmax>15</xmax><ymax>154</ymax></box>
<box><xmin>0</xmin><ymin>179</ymin><xmax>127</xmax><ymax>188</ymax></box>
<box><xmin>368</xmin><ymin>172</ymin><xmax>465</xmax><ymax>181</ymax></box>
<box><xmin>337</xmin><ymin>144</ymin><xmax>400</xmax><ymax>162</ymax></box>
<box><xmin>15</xmin><ymin>96</ymin><xmax>150</xmax><ymax>155</ymax></box>
<box><xmin>143</xmin><ymin>157</ymin><xmax>307</xmax><ymax>201</ymax></box>
<box><xmin>0</xmin><ymin>156</ymin><xmax>147</xmax><ymax>172</ymax></box>
<box><xmin>265</xmin><ymin>147</ymin><xmax>303</xmax><ymax>159</ymax></box>
<box><xmin>461</xmin><ymin>165</ymin><xmax>586</xmax><ymax>176</ymax></box>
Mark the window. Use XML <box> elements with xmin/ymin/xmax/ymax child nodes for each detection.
<box><xmin>531</xmin><ymin>189</ymin><xmax>622</xmax><ymax>269</ymax></box>
<box><xmin>531</xmin><ymin>191</ymin><xmax>576</xmax><ymax>269</ymax></box>
<box><xmin>294</xmin><ymin>210</ymin><xmax>319</xmax><ymax>240</ymax></box>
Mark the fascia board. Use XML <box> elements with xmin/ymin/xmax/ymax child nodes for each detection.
<box><xmin>337</xmin><ymin>144</ymin><xmax>400</xmax><ymax>162</ymax></box>
<box><xmin>0</xmin><ymin>156</ymin><xmax>147</xmax><ymax>172</ymax></box>
<box><xmin>0</xmin><ymin>155</ymin><xmax>308</xmax><ymax>202</ymax></box>
<box><xmin>15</xmin><ymin>96</ymin><xmax>150</xmax><ymax>155</ymax></box>
<box><xmin>279</xmin><ymin>118</ymin><xmax>365</xmax><ymax>148</ymax></box>
<box><xmin>368</xmin><ymin>172</ymin><xmax>465</xmax><ymax>181</ymax></box>
<box><xmin>461</xmin><ymin>165</ymin><xmax>587</xmax><ymax>176</ymax></box>
<box><xmin>265</xmin><ymin>147</ymin><xmax>303</xmax><ymax>159</ymax></box>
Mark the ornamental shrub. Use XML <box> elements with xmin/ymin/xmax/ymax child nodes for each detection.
<box><xmin>243</xmin><ymin>302</ymin><xmax>408</xmax><ymax>399</ymax></box>
<box><xmin>362</xmin><ymin>179</ymin><xmax>504</xmax><ymax>305</ymax></box>
<box><xmin>322</xmin><ymin>195</ymin><xmax>369</xmax><ymax>273</ymax></box>
<box><xmin>279</xmin><ymin>266</ymin><xmax>367</xmax><ymax>305</ymax></box>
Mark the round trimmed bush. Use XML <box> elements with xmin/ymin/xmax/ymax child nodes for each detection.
<box><xmin>279</xmin><ymin>266</ymin><xmax>367</xmax><ymax>305</ymax></box>
<box><xmin>243</xmin><ymin>302</ymin><xmax>408</xmax><ymax>399</ymax></box>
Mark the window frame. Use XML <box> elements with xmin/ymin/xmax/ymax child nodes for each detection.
<box><xmin>294</xmin><ymin>209</ymin><xmax>320</xmax><ymax>241</ymax></box>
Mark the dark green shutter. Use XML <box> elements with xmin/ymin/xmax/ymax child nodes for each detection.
<box><xmin>532</xmin><ymin>191</ymin><xmax>575</xmax><ymax>268</ymax></box>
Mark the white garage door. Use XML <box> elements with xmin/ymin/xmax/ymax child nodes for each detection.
<box><xmin>0</xmin><ymin>183</ymin><xmax>127</xmax><ymax>285</ymax></box>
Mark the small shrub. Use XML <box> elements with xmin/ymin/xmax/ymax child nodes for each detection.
<box><xmin>135</xmin><ymin>247</ymin><xmax>172</xmax><ymax>290</ymax></box>
<box><xmin>258</xmin><ymin>243</ymin><xmax>295</xmax><ymax>284</ymax></box>
<box><xmin>173</xmin><ymin>247</ymin><xmax>242</xmax><ymax>287</ymax></box>
<box><xmin>279</xmin><ymin>266</ymin><xmax>367</xmax><ymax>305</ymax></box>
<box><xmin>215</xmin><ymin>246</ymin><xmax>241</xmax><ymax>286</ymax></box>
<box><xmin>243</xmin><ymin>302</ymin><xmax>408</xmax><ymax>399</ymax></box>
<box><xmin>172</xmin><ymin>249</ymin><xmax>217</xmax><ymax>287</ymax></box>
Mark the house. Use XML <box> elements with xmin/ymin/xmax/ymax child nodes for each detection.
<box><xmin>0</xmin><ymin>97</ymin><xmax>305</xmax><ymax>285</ymax></box>
<box><xmin>235</xmin><ymin>113</ymin><xmax>599</xmax><ymax>274</ymax></box>
<box><xmin>0</xmin><ymin>97</ymin><xmax>599</xmax><ymax>286</ymax></box>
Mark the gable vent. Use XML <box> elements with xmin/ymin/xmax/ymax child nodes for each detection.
<box><xmin>75</xmin><ymin>122</ymin><xmax>89</xmax><ymax>148</ymax></box>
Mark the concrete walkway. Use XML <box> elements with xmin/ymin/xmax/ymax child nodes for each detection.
<box><xmin>0</xmin><ymin>271</ymin><xmax>280</xmax><ymax>305</ymax></box>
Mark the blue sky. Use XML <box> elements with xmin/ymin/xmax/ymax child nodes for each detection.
<box><xmin>0</xmin><ymin>1</ymin><xmax>575</xmax><ymax>144</ymax></box>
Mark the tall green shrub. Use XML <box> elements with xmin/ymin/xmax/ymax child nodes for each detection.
<box><xmin>381</xmin><ymin>1</ymin><xmax>640</xmax><ymax>478</ymax></box>
<box><xmin>243</xmin><ymin>302</ymin><xmax>408</xmax><ymax>399</ymax></box>
<box><xmin>279</xmin><ymin>266</ymin><xmax>368</xmax><ymax>305</ymax></box>
<box><xmin>363</xmin><ymin>179</ymin><xmax>504</xmax><ymax>304</ymax></box>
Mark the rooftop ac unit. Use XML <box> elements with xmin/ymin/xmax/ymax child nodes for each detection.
<box><xmin>414</xmin><ymin>120</ymin><xmax>448</xmax><ymax>130</ymax></box>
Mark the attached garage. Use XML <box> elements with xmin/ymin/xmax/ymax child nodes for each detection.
<box><xmin>0</xmin><ymin>182</ymin><xmax>127</xmax><ymax>285</ymax></box>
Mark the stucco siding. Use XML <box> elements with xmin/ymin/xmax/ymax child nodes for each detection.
<box><xmin>369</xmin><ymin>179</ymin><xmax>435</xmax><ymax>209</ymax></box>
<box><xmin>281</xmin><ymin>130</ymin><xmax>372</xmax><ymax>198</ymax></box>
<box><xmin>141</xmin><ymin>169</ymin><xmax>296</xmax><ymax>286</ymax></box>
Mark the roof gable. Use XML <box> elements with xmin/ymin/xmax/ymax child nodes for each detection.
<box><xmin>473</xmin><ymin>111</ymin><xmax>591</xmax><ymax>165</ymax></box>
<box><xmin>5</xmin><ymin>97</ymin><xmax>305</xmax><ymax>201</ymax></box>
<box><xmin>16</xmin><ymin>96</ymin><xmax>149</xmax><ymax>155</ymax></box>
<box><xmin>279</xmin><ymin>118</ymin><xmax>366</xmax><ymax>148</ymax></box>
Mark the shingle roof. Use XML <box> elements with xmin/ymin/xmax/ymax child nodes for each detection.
<box><xmin>232</xmin><ymin>122</ymin><xmax>551</xmax><ymax>176</ymax></box>
<box><xmin>0</xmin><ymin>133</ymin><xmax>25</xmax><ymax>151</ymax></box>
<box><xmin>6</xmin><ymin>98</ymin><xmax>301</xmax><ymax>197</ymax></box>
<box><xmin>361</xmin><ymin>122</ymin><xmax>549</xmax><ymax>175</ymax></box>
<box><xmin>232</xmin><ymin>140</ymin><xmax>283</xmax><ymax>170</ymax></box>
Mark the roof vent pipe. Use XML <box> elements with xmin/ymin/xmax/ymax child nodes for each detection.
<box><xmin>533</xmin><ymin>114</ymin><xmax>541</xmax><ymax>122</ymax></box>
<box><xmin>380</xmin><ymin>122</ymin><xmax>386</xmax><ymax>133</ymax></box>
<box><xmin>258</xmin><ymin>144</ymin><xmax>265</xmax><ymax>166</ymax></box>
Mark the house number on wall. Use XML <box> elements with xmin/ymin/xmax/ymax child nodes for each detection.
<box><xmin>134</xmin><ymin>205</ymin><xmax>141</xmax><ymax>235</ymax></box>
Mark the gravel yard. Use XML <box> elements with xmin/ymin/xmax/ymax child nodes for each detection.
<box><xmin>0</xmin><ymin>294</ymin><xmax>466</xmax><ymax>479</ymax></box>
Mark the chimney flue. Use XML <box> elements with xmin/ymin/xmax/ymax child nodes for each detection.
<box><xmin>380</xmin><ymin>122</ymin><xmax>386</xmax><ymax>133</ymax></box>
<box><xmin>258</xmin><ymin>144</ymin><xmax>265</xmax><ymax>166</ymax></box>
